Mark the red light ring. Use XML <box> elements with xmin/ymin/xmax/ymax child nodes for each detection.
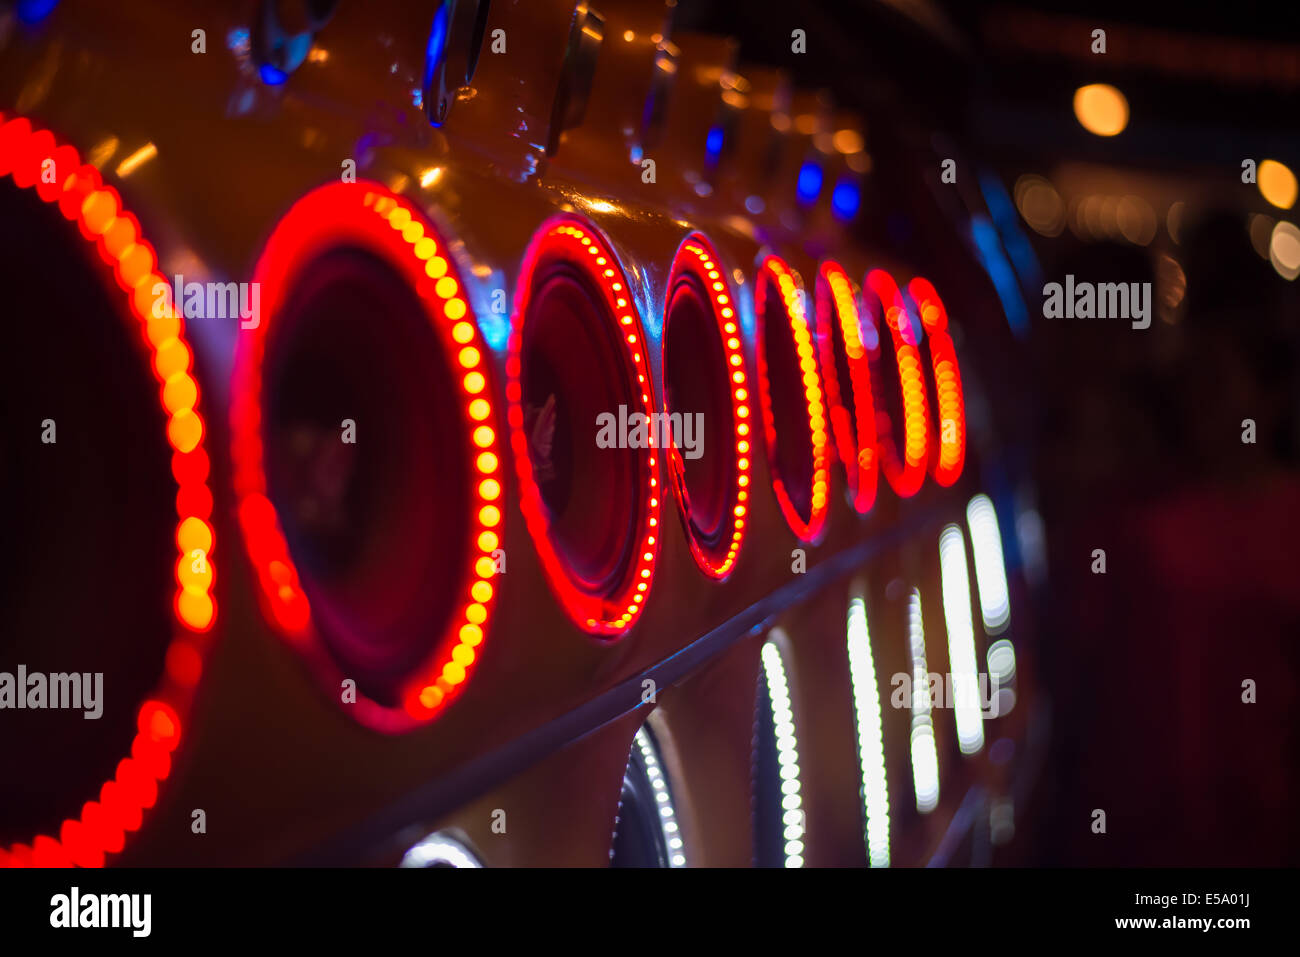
<box><xmin>863</xmin><ymin>269</ymin><xmax>931</xmax><ymax>499</ymax></box>
<box><xmin>906</xmin><ymin>277</ymin><xmax>966</xmax><ymax>486</ymax></box>
<box><xmin>229</xmin><ymin>181</ymin><xmax>503</xmax><ymax>729</ymax></box>
<box><xmin>0</xmin><ymin>113</ymin><xmax>216</xmax><ymax>868</ymax></box>
<box><xmin>754</xmin><ymin>256</ymin><xmax>832</xmax><ymax>543</ymax></box>
<box><xmin>507</xmin><ymin>216</ymin><xmax>661</xmax><ymax>636</ymax></box>
<box><xmin>814</xmin><ymin>260</ymin><xmax>880</xmax><ymax>514</ymax></box>
<box><xmin>662</xmin><ymin>234</ymin><xmax>751</xmax><ymax>579</ymax></box>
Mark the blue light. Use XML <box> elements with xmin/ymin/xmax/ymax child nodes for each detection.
<box><xmin>797</xmin><ymin>162</ymin><xmax>823</xmax><ymax>204</ymax></box>
<box><xmin>979</xmin><ymin>170</ymin><xmax>1042</xmax><ymax>292</ymax></box>
<box><xmin>17</xmin><ymin>0</ymin><xmax>59</xmax><ymax>24</ymax></box>
<box><xmin>259</xmin><ymin>63</ymin><xmax>288</xmax><ymax>86</ymax></box>
<box><xmin>479</xmin><ymin>311</ymin><xmax>511</xmax><ymax>353</ymax></box>
<box><xmin>832</xmin><ymin>179</ymin><xmax>860</xmax><ymax>221</ymax></box>
<box><xmin>424</xmin><ymin>3</ymin><xmax>452</xmax><ymax>126</ymax></box>
<box><xmin>705</xmin><ymin>126</ymin><xmax>724</xmax><ymax>166</ymax></box>
<box><xmin>226</xmin><ymin>27</ymin><xmax>251</xmax><ymax>56</ymax></box>
<box><xmin>971</xmin><ymin>215</ymin><xmax>1029</xmax><ymax>337</ymax></box>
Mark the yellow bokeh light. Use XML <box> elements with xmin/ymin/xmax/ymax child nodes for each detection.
<box><xmin>1073</xmin><ymin>84</ymin><xmax>1129</xmax><ymax>137</ymax></box>
<box><xmin>1258</xmin><ymin>159</ymin><xmax>1297</xmax><ymax>210</ymax></box>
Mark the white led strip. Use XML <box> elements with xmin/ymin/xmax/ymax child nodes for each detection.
<box><xmin>846</xmin><ymin>595</ymin><xmax>890</xmax><ymax>866</ymax></box>
<box><xmin>635</xmin><ymin>726</ymin><xmax>687</xmax><ymax>867</ymax></box>
<box><xmin>966</xmin><ymin>494</ymin><xmax>1011</xmax><ymax>635</ymax></box>
<box><xmin>761</xmin><ymin>638</ymin><xmax>805</xmax><ymax>868</ymax></box>
<box><xmin>939</xmin><ymin>524</ymin><xmax>985</xmax><ymax>755</ymax></box>
<box><xmin>906</xmin><ymin>588</ymin><xmax>940</xmax><ymax>813</ymax></box>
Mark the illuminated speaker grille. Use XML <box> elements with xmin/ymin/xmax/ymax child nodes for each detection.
<box><xmin>232</xmin><ymin>182</ymin><xmax>503</xmax><ymax>729</ymax></box>
<box><xmin>662</xmin><ymin>235</ymin><xmax>751</xmax><ymax>579</ymax></box>
<box><xmin>508</xmin><ymin>217</ymin><xmax>660</xmax><ymax>636</ymax></box>
<box><xmin>754</xmin><ymin>256</ymin><xmax>831</xmax><ymax>542</ymax></box>
<box><xmin>0</xmin><ymin>115</ymin><xmax>216</xmax><ymax>867</ymax></box>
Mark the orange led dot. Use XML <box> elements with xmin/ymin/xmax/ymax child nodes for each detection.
<box><xmin>445</xmin><ymin>298</ymin><xmax>467</xmax><ymax>320</ymax></box>
<box><xmin>436</xmin><ymin>276</ymin><xmax>458</xmax><ymax>299</ymax></box>
<box><xmin>176</xmin><ymin>552</ymin><xmax>213</xmax><ymax>590</ymax></box>
<box><xmin>153</xmin><ymin>337</ymin><xmax>190</xmax><ymax>380</ymax></box>
<box><xmin>476</xmin><ymin>451</ymin><xmax>498</xmax><ymax>473</ymax></box>
<box><xmin>413</xmin><ymin>237</ymin><xmax>436</xmax><ymax>260</ymax></box>
<box><xmin>469</xmin><ymin>398</ymin><xmax>491</xmax><ymax>420</ymax></box>
<box><xmin>458</xmin><ymin>346</ymin><xmax>481</xmax><ymax>368</ymax></box>
<box><xmin>466</xmin><ymin>603</ymin><xmax>487</xmax><ymax>624</ymax></box>
<box><xmin>176</xmin><ymin>586</ymin><xmax>214</xmax><ymax>630</ymax></box>
<box><xmin>117</xmin><ymin>243</ymin><xmax>154</xmax><ymax>288</ymax></box>
<box><xmin>81</xmin><ymin>190</ymin><xmax>119</xmax><ymax>234</ymax></box>
<box><xmin>402</xmin><ymin>221</ymin><xmax>423</xmax><ymax>244</ymax></box>
<box><xmin>103</xmin><ymin>216</ymin><xmax>138</xmax><ymax>258</ymax></box>
<box><xmin>176</xmin><ymin>515</ymin><xmax>213</xmax><ymax>554</ymax></box>
<box><xmin>167</xmin><ymin>409</ymin><xmax>203</xmax><ymax>454</ymax></box>
<box><xmin>477</xmin><ymin>530</ymin><xmax>499</xmax><ymax>552</ymax></box>
<box><xmin>471</xmin><ymin>580</ymin><xmax>493</xmax><ymax>603</ymax></box>
<box><xmin>419</xmin><ymin>686</ymin><xmax>444</xmax><ymax>709</ymax></box>
<box><xmin>473</xmin><ymin>425</ymin><xmax>495</xmax><ymax>447</ymax></box>
<box><xmin>479</xmin><ymin>478</ymin><xmax>501</xmax><ymax>500</ymax></box>
<box><xmin>452</xmin><ymin>322</ymin><xmax>474</xmax><ymax>344</ymax></box>
<box><xmin>146</xmin><ymin>309</ymin><xmax>180</xmax><ymax>349</ymax></box>
<box><xmin>460</xmin><ymin>624</ymin><xmax>484</xmax><ymax>646</ymax></box>
<box><xmin>162</xmin><ymin>373</ymin><xmax>197</xmax><ymax>414</ymax></box>
<box><xmin>442</xmin><ymin>662</ymin><xmax>466</xmax><ymax>685</ymax></box>
<box><xmin>426</xmin><ymin>256</ymin><xmax>448</xmax><ymax>279</ymax></box>
<box><xmin>479</xmin><ymin>504</ymin><xmax>501</xmax><ymax>525</ymax></box>
<box><xmin>464</xmin><ymin>371</ymin><xmax>485</xmax><ymax>393</ymax></box>
<box><xmin>452</xmin><ymin>644</ymin><xmax>475</xmax><ymax>667</ymax></box>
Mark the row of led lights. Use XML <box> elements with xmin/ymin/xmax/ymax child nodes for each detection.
<box><xmin>399</xmin><ymin>493</ymin><xmax>1013</xmax><ymax>869</ymax></box>
<box><xmin>770</xmin><ymin>493</ymin><xmax>1014</xmax><ymax>868</ymax></box>
<box><xmin>228</xmin><ymin>189</ymin><xmax>971</xmax><ymax>737</ymax></box>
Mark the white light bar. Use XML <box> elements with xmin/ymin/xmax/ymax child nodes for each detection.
<box><xmin>761</xmin><ymin>639</ymin><xmax>805</xmax><ymax>868</ymax></box>
<box><xmin>906</xmin><ymin>588</ymin><xmax>940</xmax><ymax>814</ymax></box>
<box><xmin>939</xmin><ymin>524</ymin><xmax>985</xmax><ymax>754</ymax></box>
<box><xmin>966</xmin><ymin>494</ymin><xmax>1011</xmax><ymax>635</ymax></box>
<box><xmin>846</xmin><ymin>595</ymin><xmax>891</xmax><ymax>866</ymax></box>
